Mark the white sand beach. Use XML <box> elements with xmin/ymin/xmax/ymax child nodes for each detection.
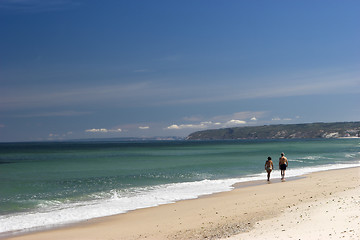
<box><xmin>223</xmin><ymin>178</ymin><xmax>360</xmax><ymax>240</ymax></box>
<box><xmin>4</xmin><ymin>167</ymin><xmax>360</xmax><ymax>240</ymax></box>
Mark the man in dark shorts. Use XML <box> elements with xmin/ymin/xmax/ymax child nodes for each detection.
<box><xmin>279</xmin><ymin>152</ymin><xmax>288</xmax><ymax>180</ymax></box>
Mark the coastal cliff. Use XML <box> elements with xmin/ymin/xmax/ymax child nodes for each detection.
<box><xmin>186</xmin><ymin>122</ymin><xmax>360</xmax><ymax>140</ymax></box>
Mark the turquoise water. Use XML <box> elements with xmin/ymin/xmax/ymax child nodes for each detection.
<box><xmin>0</xmin><ymin>139</ymin><xmax>359</xmax><ymax>234</ymax></box>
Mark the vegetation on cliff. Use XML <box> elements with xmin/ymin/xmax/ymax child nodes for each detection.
<box><xmin>186</xmin><ymin>122</ymin><xmax>360</xmax><ymax>140</ymax></box>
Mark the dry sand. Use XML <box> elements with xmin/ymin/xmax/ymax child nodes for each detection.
<box><xmin>223</xmin><ymin>179</ymin><xmax>360</xmax><ymax>240</ymax></box>
<box><xmin>4</xmin><ymin>167</ymin><xmax>360</xmax><ymax>240</ymax></box>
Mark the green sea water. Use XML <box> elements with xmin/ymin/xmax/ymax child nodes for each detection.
<box><xmin>0</xmin><ymin>138</ymin><xmax>359</xmax><ymax>234</ymax></box>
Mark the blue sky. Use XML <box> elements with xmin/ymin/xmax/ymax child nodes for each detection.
<box><xmin>0</xmin><ymin>0</ymin><xmax>359</xmax><ymax>142</ymax></box>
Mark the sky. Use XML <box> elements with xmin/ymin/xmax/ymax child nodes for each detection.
<box><xmin>0</xmin><ymin>0</ymin><xmax>359</xmax><ymax>142</ymax></box>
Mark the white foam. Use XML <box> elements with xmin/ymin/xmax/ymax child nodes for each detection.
<box><xmin>290</xmin><ymin>159</ymin><xmax>304</xmax><ymax>163</ymax></box>
<box><xmin>345</xmin><ymin>153</ymin><xmax>357</xmax><ymax>158</ymax></box>
<box><xmin>1</xmin><ymin>162</ymin><xmax>359</xmax><ymax>235</ymax></box>
<box><xmin>299</xmin><ymin>155</ymin><xmax>325</xmax><ymax>160</ymax></box>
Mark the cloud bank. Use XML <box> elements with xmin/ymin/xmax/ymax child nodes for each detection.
<box><xmin>164</xmin><ymin>111</ymin><xmax>269</xmax><ymax>133</ymax></box>
<box><xmin>166</xmin><ymin>119</ymin><xmax>247</xmax><ymax>131</ymax></box>
<box><xmin>166</xmin><ymin>122</ymin><xmax>221</xmax><ymax>130</ymax></box>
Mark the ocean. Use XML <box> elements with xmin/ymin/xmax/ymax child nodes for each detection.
<box><xmin>0</xmin><ymin>138</ymin><xmax>359</xmax><ymax>236</ymax></box>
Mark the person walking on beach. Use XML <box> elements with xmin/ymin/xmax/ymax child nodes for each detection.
<box><xmin>279</xmin><ymin>152</ymin><xmax>288</xmax><ymax>180</ymax></box>
<box><xmin>265</xmin><ymin>157</ymin><xmax>274</xmax><ymax>181</ymax></box>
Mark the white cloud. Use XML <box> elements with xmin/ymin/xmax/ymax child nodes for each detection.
<box><xmin>166</xmin><ymin>124</ymin><xmax>203</xmax><ymax>130</ymax></box>
<box><xmin>85</xmin><ymin>128</ymin><xmax>122</xmax><ymax>133</ymax></box>
<box><xmin>86</xmin><ymin>128</ymin><xmax>108</xmax><ymax>133</ymax></box>
<box><xmin>272</xmin><ymin>117</ymin><xmax>281</xmax><ymax>121</ymax></box>
<box><xmin>228</xmin><ymin>120</ymin><xmax>246</xmax><ymax>124</ymax></box>
<box><xmin>111</xmin><ymin>129</ymin><xmax>123</xmax><ymax>132</ymax></box>
<box><xmin>166</xmin><ymin>112</ymin><xmax>260</xmax><ymax>131</ymax></box>
<box><xmin>224</xmin><ymin>119</ymin><xmax>247</xmax><ymax>127</ymax></box>
<box><xmin>139</xmin><ymin>126</ymin><xmax>150</xmax><ymax>130</ymax></box>
<box><xmin>166</xmin><ymin>119</ymin><xmax>246</xmax><ymax>131</ymax></box>
<box><xmin>166</xmin><ymin>125</ymin><xmax>180</xmax><ymax>130</ymax></box>
<box><xmin>212</xmin><ymin>111</ymin><xmax>266</xmax><ymax>122</ymax></box>
<box><xmin>166</xmin><ymin>122</ymin><xmax>219</xmax><ymax>130</ymax></box>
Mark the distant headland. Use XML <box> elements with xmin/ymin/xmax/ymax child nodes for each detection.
<box><xmin>186</xmin><ymin>121</ymin><xmax>360</xmax><ymax>140</ymax></box>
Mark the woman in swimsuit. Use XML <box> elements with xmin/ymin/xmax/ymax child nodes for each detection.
<box><xmin>265</xmin><ymin>157</ymin><xmax>274</xmax><ymax>181</ymax></box>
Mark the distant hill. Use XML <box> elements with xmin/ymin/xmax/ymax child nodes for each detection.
<box><xmin>186</xmin><ymin>122</ymin><xmax>360</xmax><ymax>140</ymax></box>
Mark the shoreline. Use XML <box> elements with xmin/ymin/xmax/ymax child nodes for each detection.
<box><xmin>0</xmin><ymin>176</ymin><xmax>303</xmax><ymax>240</ymax></box>
<box><xmin>3</xmin><ymin>166</ymin><xmax>359</xmax><ymax>240</ymax></box>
